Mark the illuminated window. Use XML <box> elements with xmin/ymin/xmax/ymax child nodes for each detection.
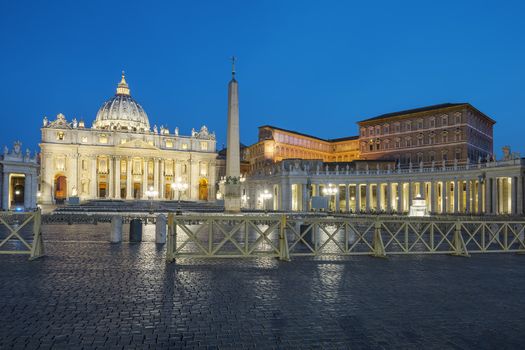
<box><xmin>57</xmin><ymin>132</ymin><xmax>65</xmax><ymax>141</ymax></box>
<box><xmin>182</xmin><ymin>143</ymin><xmax>188</xmax><ymax>150</ymax></box>
<box><xmin>200</xmin><ymin>141</ymin><xmax>208</xmax><ymax>151</ymax></box>
<box><xmin>148</xmin><ymin>140</ymin><xmax>154</xmax><ymax>146</ymax></box>
<box><xmin>99</xmin><ymin>134</ymin><xmax>108</xmax><ymax>144</ymax></box>
<box><xmin>165</xmin><ymin>140</ymin><xmax>173</xmax><ymax>148</ymax></box>
<box><xmin>81</xmin><ymin>136</ymin><xmax>88</xmax><ymax>143</ymax></box>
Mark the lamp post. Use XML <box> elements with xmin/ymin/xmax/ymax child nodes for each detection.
<box><xmin>145</xmin><ymin>186</ymin><xmax>158</xmax><ymax>214</ymax></box>
<box><xmin>171</xmin><ymin>177</ymin><xmax>188</xmax><ymax>214</ymax></box>
<box><xmin>322</xmin><ymin>184</ymin><xmax>338</xmax><ymax>212</ymax></box>
<box><xmin>259</xmin><ymin>189</ymin><xmax>273</xmax><ymax>212</ymax></box>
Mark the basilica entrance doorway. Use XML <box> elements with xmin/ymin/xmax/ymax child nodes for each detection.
<box><xmin>54</xmin><ymin>175</ymin><xmax>67</xmax><ymax>204</ymax></box>
<box><xmin>199</xmin><ymin>178</ymin><xmax>208</xmax><ymax>201</ymax></box>
<box><xmin>99</xmin><ymin>183</ymin><xmax>107</xmax><ymax>198</ymax></box>
<box><xmin>133</xmin><ymin>183</ymin><xmax>141</xmax><ymax>199</ymax></box>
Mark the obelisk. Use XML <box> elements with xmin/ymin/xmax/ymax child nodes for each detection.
<box><xmin>224</xmin><ymin>57</ymin><xmax>241</xmax><ymax>212</ymax></box>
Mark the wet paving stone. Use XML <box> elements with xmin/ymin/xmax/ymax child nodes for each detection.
<box><xmin>0</xmin><ymin>224</ymin><xmax>525</xmax><ymax>349</ymax></box>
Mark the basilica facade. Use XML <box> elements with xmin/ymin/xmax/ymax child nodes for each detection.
<box><xmin>40</xmin><ymin>73</ymin><xmax>217</xmax><ymax>204</ymax></box>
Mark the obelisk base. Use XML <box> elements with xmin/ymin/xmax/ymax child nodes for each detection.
<box><xmin>224</xmin><ymin>183</ymin><xmax>241</xmax><ymax>213</ymax></box>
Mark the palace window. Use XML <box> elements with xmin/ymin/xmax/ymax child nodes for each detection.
<box><xmin>383</xmin><ymin>124</ymin><xmax>389</xmax><ymax>134</ymax></box>
<box><xmin>360</xmin><ymin>128</ymin><xmax>366</xmax><ymax>137</ymax></box>
<box><xmin>417</xmin><ymin>133</ymin><xmax>424</xmax><ymax>146</ymax></box>
<box><xmin>394</xmin><ymin>123</ymin><xmax>400</xmax><ymax>133</ymax></box>
<box><xmin>395</xmin><ymin>138</ymin><xmax>401</xmax><ymax>148</ymax></box>
<box><xmin>455</xmin><ymin>149</ymin><xmax>461</xmax><ymax>160</ymax></box>
<box><xmin>405</xmin><ymin>137</ymin><xmax>412</xmax><ymax>147</ymax></box>
<box><xmin>442</xmin><ymin>131</ymin><xmax>448</xmax><ymax>143</ymax></box>
<box><xmin>430</xmin><ymin>152</ymin><xmax>435</xmax><ymax>162</ymax></box>
<box><xmin>405</xmin><ymin>122</ymin><xmax>412</xmax><ymax>132</ymax></box>
<box><xmin>442</xmin><ymin>151</ymin><xmax>448</xmax><ymax>161</ymax></box>
<box><xmin>369</xmin><ymin>127</ymin><xmax>374</xmax><ymax>136</ymax></box>
<box><xmin>442</xmin><ymin>116</ymin><xmax>448</xmax><ymax>126</ymax></box>
<box><xmin>417</xmin><ymin>119</ymin><xmax>423</xmax><ymax>130</ymax></box>
<box><xmin>417</xmin><ymin>153</ymin><xmax>423</xmax><ymax>164</ymax></box>
<box><xmin>430</xmin><ymin>118</ymin><xmax>435</xmax><ymax>128</ymax></box>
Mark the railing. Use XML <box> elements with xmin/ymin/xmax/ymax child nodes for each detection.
<box><xmin>166</xmin><ymin>214</ymin><xmax>525</xmax><ymax>261</ymax></box>
<box><xmin>0</xmin><ymin>210</ymin><xmax>44</xmax><ymax>260</ymax></box>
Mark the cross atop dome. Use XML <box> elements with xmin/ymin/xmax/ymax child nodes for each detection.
<box><xmin>116</xmin><ymin>70</ymin><xmax>130</xmax><ymax>95</ymax></box>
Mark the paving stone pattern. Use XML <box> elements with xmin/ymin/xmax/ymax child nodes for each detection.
<box><xmin>1</xmin><ymin>224</ymin><xmax>525</xmax><ymax>349</ymax></box>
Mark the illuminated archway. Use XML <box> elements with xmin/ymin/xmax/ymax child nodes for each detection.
<box><xmin>54</xmin><ymin>175</ymin><xmax>67</xmax><ymax>203</ymax></box>
<box><xmin>199</xmin><ymin>178</ymin><xmax>208</xmax><ymax>201</ymax></box>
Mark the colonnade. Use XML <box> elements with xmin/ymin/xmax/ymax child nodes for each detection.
<box><xmin>255</xmin><ymin>175</ymin><xmax>524</xmax><ymax>215</ymax></box>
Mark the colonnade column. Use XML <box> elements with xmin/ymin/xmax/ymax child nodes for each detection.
<box><xmin>302</xmin><ymin>183</ymin><xmax>309</xmax><ymax>211</ymax></box>
<box><xmin>517</xmin><ymin>176</ymin><xmax>523</xmax><ymax>215</ymax></box>
<box><xmin>398</xmin><ymin>182</ymin><xmax>403</xmax><ymax>213</ymax></box>
<box><xmin>376</xmin><ymin>183</ymin><xmax>382</xmax><ymax>212</ymax></box>
<box><xmin>430</xmin><ymin>181</ymin><xmax>436</xmax><ymax>213</ymax></box>
<box><xmin>335</xmin><ymin>185</ymin><xmax>340</xmax><ymax>212</ymax></box>
<box><xmin>2</xmin><ymin>173</ymin><xmax>9</xmax><ymax>210</ymax></box>
<box><xmin>477</xmin><ymin>180</ymin><xmax>483</xmax><ymax>214</ymax></box>
<box><xmin>441</xmin><ymin>181</ymin><xmax>447</xmax><ymax>214</ymax></box>
<box><xmin>114</xmin><ymin>157</ymin><xmax>121</xmax><ymax>199</ymax></box>
<box><xmin>24</xmin><ymin>174</ymin><xmax>32</xmax><ymax>208</ymax></box>
<box><xmin>491</xmin><ymin>178</ymin><xmax>497</xmax><ymax>214</ymax></box>
<box><xmin>465</xmin><ymin>179</ymin><xmax>471</xmax><ymax>213</ymax></box>
<box><xmin>365</xmin><ymin>183</ymin><xmax>371</xmax><ymax>213</ymax></box>
<box><xmin>408</xmin><ymin>182</ymin><xmax>413</xmax><ymax>209</ymax></box>
<box><xmin>453</xmin><ymin>179</ymin><xmax>459</xmax><ymax>213</ymax></box>
<box><xmin>126</xmin><ymin>157</ymin><xmax>132</xmax><ymax>199</ymax></box>
<box><xmin>484</xmin><ymin>178</ymin><xmax>491</xmax><ymax>214</ymax></box>
<box><xmin>386</xmin><ymin>182</ymin><xmax>392</xmax><ymax>213</ymax></box>
<box><xmin>153</xmin><ymin>158</ymin><xmax>159</xmax><ymax>199</ymax></box>
<box><xmin>345</xmin><ymin>184</ymin><xmax>350</xmax><ymax>212</ymax></box>
<box><xmin>355</xmin><ymin>184</ymin><xmax>361</xmax><ymax>213</ymax></box>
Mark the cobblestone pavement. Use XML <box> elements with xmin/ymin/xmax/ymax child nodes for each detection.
<box><xmin>1</xmin><ymin>224</ymin><xmax>525</xmax><ymax>349</ymax></box>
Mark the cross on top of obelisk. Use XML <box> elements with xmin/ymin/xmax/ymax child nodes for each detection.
<box><xmin>230</xmin><ymin>56</ymin><xmax>236</xmax><ymax>78</ymax></box>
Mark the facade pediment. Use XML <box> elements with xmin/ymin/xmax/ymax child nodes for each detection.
<box><xmin>117</xmin><ymin>139</ymin><xmax>159</xmax><ymax>150</ymax></box>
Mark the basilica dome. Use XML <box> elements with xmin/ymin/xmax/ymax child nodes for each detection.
<box><xmin>93</xmin><ymin>72</ymin><xmax>150</xmax><ymax>132</ymax></box>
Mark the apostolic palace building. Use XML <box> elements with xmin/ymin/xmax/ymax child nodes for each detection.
<box><xmin>39</xmin><ymin>73</ymin><xmax>217</xmax><ymax>205</ymax></box>
<box><xmin>243</xmin><ymin>103</ymin><xmax>524</xmax><ymax>216</ymax></box>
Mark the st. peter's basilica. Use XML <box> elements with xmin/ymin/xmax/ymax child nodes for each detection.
<box><xmin>39</xmin><ymin>73</ymin><xmax>217</xmax><ymax>204</ymax></box>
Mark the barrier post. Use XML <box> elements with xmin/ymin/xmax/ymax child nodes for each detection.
<box><xmin>166</xmin><ymin>213</ymin><xmax>176</xmax><ymax>262</ymax></box>
<box><xmin>279</xmin><ymin>215</ymin><xmax>290</xmax><ymax>261</ymax></box>
<box><xmin>29</xmin><ymin>210</ymin><xmax>44</xmax><ymax>260</ymax></box>
<box><xmin>372</xmin><ymin>220</ymin><xmax>386</xmax><ymax>258</ymax></box>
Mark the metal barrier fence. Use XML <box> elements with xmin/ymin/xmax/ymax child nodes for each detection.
<box><xmin>166</xmin><ymin>214</ymin><xmax>525</xmax><ymax>261</ymax></box>
<box><xmin>0</xmin><ymin>210</ymin><xmax>44</xmax><ymax>260</ymax></box>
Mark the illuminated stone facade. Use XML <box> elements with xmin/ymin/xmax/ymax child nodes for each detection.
<box><xmin>39</xmin><ymin>73</ymin><xmax>217</xmax><ymax>204</ymax></box>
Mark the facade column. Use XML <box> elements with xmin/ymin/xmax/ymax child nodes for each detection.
<box><xmin>365</xmin><ymin>183</ymin><xmax>371</xmax><ymax>213</ymax></box>
<box><xmin>126</xmin><ymin>157</ymin><xmax>132</xmax><ymax>199</ymax></box>
<box><xmin>476</xmin><ymin>180</ymin><xmax>482</xmax><ymax>214</ymax></box>
<box><xmin>114</xmin><ymin>157</ymin><xmax>121</xmax><ymax>199</ymax></box>
<box><xmin>159</xmin><ymin>160</ymin><xmax>165</xmax><ymax>199</ymax></box>
<box><xmin>2</xmin><ymin>173</ymin><xmax>9</xmax><ymax>210</ymax></box>
<box><xmin>190</xmin><ymin>160</ymin><xmax>200</xmax><ymax>200</ymax></box>
<box><xmin>108</xmin><ymin>156</ymin><xmax>113</xmax><ymax>199</ymax></box>
<box><xmin>153</xmin><ymin>158</ymin><xmax>159</xmax><ymax>199</ymax></box>
<box><xmin>419</xmin><ymin>181</ymin><xmax>425</xmax><ymax>197</ymax></box>
<box><xmin>345</xmin><ymin>184</ymin><xmax>350</xmax><ymax>212</ymax></box>
<box><xmin>142</xmin><ymin>158</ymin><xmax>148</xmax><ymax>196</ymax></box>
<box><xmin>355</xmin><ymin>184</ymin><xmax>361</xmax><ymax>213</ymax></box>
<box><xmin>465</xmin><ymin>179</ymin><xmax>471</xmax><ymax>213</ymax></box>
<box><xmin>91</xmin><ymin>156</ymin><xmax>98</xmax><ymax>199</ymax></box>
<box><xmin>209</xmin><ymin>161</ymin><xmax>216</xmax><ymax>201</ymax></box>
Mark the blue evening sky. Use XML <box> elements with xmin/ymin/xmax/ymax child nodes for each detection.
<box><xmin>0</xmin><ymin>0</ymin><xmax>524</xmax><ymax>156</ymax></box>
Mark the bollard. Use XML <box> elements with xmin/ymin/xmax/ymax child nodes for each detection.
<box><xmin>110</xmin><ymin>216</ymin><xmax>123</xmax><ymax>243</ymax></box>
<box><xmin>155</xmin><ymin>214</ymin><xmax>167</xmax><ymax>244</ymax></box>
<box><xmin>129</xmin><ymin>218</ymin><xmax>143</xmax><ymax>242</ymax></box>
